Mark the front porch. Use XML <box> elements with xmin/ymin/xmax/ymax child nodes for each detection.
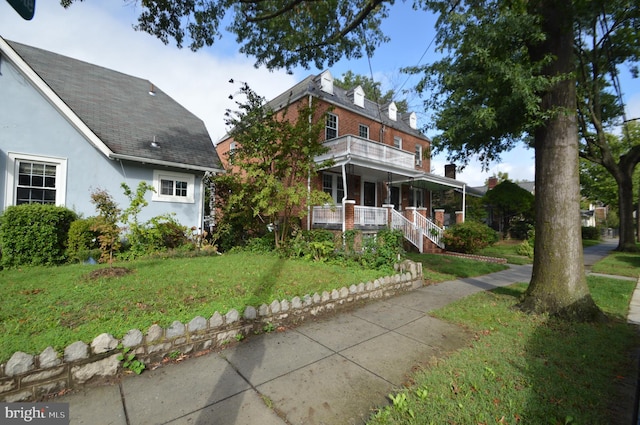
<box><xmin>311</xmin><ymin>203</ymin><xmax>465</xmax><ymax>253</ymax></box>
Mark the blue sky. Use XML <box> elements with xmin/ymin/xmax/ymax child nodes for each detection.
<box><xmin>2</xmin><ymin>1</ymin><xmax>638</xmax><ymax>186</ymax></box>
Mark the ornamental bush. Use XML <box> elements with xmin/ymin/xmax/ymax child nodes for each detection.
<box><xmin>66</xmin><ymin>217</ymin><xmax>101</xmax><ymax>263</ymax></box>
<box><xmin>442</xmin><ymin>221</ymin><xmax>499</xmax><ymax>254</ymax></box>
<box><xmin>0</xmin><ymin>204</ymin><xmax>77</xmax><ymax>267</ymax></box>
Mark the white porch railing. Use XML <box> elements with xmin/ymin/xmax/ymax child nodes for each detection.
<box><xmin>311</xmin><ymin>205</ymin><xmax>445</xmax><ymax>253</ymax></box>
<box><xmin>390</xmin><ymin>209</ymin><xmax>423</xmax><ymax>253</ymax></box>
<box><xmin>312</xmin><ymin>205</ymin><xmax>342</xmax><ymax>225</ymax></box>
<box><xmin>413</xmin><ymin>213</ymin><xmax>445</xmax><ymax>249</ymax></box>
<box><xmin>318</xmin><ymin>135</ymin><xmax>415</xmax><ymax>170</ymax></box>
<box><xmin>354</xmin><ymin>206</ymin><xmax>387</xmax><ymax>226</ymax></box>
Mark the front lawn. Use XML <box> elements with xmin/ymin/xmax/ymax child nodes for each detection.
<box><xmin>368</xmin><ymin>275</ymin><xmax>638</xmax><ymax>424</ymax></box>
<box><xmin>0</xmin><ymin>253</ymin><xmax>390</xmax><ymax>363</ymax></box>
<box><xmin>406</xmin><ymin>252</ymin><xmax>508</xmax><ymax>282</ymax></box>
<box><xmin>592</xmin><ymin>247</ymin><xmax>640</xmax><ymax>278</ymax></box>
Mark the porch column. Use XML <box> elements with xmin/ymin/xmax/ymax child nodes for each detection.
<box><xmin>455</xmin><ymin>211</ymin><xmax>464</xmax><ymax>224</ymax></box>
<box><xmin>406</xmin><ymin>207</ymin><xmax>416</xmax><ymax>224</ymax></box>
<box><xmin>344</xmin><ymin>200</ymin><xmax>355</xmax><ymax>231</ymax></box>
<box><xmin>416</xmin><ymin>207</ymin><xmax>427</xmax><ymax>218</ymax></box>
<box><xmin>383</xmin><ymin>203</ymin><xmax>394</xmax><ymax>227</ymax></box>
<box><xmin>434</xmin><ymin>209</ymin><xmax>445</xmax><ymax>227</ymax></box>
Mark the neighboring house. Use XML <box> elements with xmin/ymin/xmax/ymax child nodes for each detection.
<box><xmin>216</xmin><ymin>70</ymin><xmax>468</xmax><ymax>253</ymax></box>
<box><xmin>0</xmin><ymin>37</ymin><xmax>223</xmax><ymax>228</ymax></box>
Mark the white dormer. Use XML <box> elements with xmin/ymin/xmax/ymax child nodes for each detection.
<box><xmin>388</xmin><ymin>102</ymin><xmax>397</xmax><ymax>121</ymax></box>
<box><xmin>353</xmin><ymin>85</ymin><xmax>365</xmax><ymax>107</ymax></box>
<box><xmin>320</xmin><ymin>70</ymin><xmax>334</xmax><ymax>94</ymax></box>
<box><xmin>409</xmin><ymin>112</ymin><xmax>417</xmax><ymax>129</ymax></box>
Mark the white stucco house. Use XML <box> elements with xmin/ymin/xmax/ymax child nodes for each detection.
<box><xmin>0</xmin><ymin>37</ymin><xmax>223</xmax><ymax>227</ymax></box>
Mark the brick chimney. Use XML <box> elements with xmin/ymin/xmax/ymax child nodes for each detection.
<box><xmin>488</xmin><ymin>176</ymin><xmax>498</xmax><ymax>189</ymax></box>
<box><xmin>445</xmin><ymin>164</ymin><xmax>456</xmax><ymax>179</ymax></box>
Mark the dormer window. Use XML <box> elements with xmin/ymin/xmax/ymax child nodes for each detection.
<box><xmin>353</xmin><ymin>86</ymin><xmax>365</xmax><ymax>107</ymax></box>
<box><xmin>320</xmin><ymin>70</ymin><xmax>334</xmax><ymax>94</ymax></box>
<box><xmin>388</xmin><ymin>102</ymin><xmax>397</xmax><ymax>121</ymax></box>
<box><xmin>409</xmin><ymin>112</ymin><xmax>417</xmax><ymax>129</ymax></box>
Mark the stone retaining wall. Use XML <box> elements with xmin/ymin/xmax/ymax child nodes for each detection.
<box><xmin>0</xmin><ymin>260</ymin><xmax>423</xmax><ymax>402</ymax></box>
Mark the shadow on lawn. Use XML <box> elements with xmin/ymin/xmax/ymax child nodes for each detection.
<box><xmin>192</xmin><ymin>257</ymin><xmax>286</xmax><ymax>425</ymax></box>
<box><xmin>521</xmin><ymin>310</ymin><xmax>638</xmax><ymax>424</ymax></box>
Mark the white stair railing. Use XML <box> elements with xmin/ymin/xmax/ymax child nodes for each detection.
<box><xmin>390</xmin><ymin>209</ymin><xmax>423</xmax><ymax>253</ymax></box>
<box><xmin>413</xmin><ymin>213</ymin><xmax>445</xmax><ymax>249</ymax></box>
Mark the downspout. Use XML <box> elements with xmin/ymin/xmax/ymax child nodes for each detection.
<box><xmin>462</xmin><ymin>184</ymin><xmax>466</xmax><ymax>222</ymax></box>
<box><xmin>341</xmin><ymin>162</ymin><xmax>348</xmax><ymax>233</ymax></box>
<box><xmin>307</xmin><ymin>94</ymin><xmax>313</xmax><ymax>231</ymax></box>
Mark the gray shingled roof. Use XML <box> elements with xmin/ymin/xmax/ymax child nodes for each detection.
<box><xmin>6</xmin><ymin>40</ymin><xmax>222</xmax><ymax>172</ymax></box>
<box><xmin>267</xmin><ymin>73</ymin><xmax>430</xmax><ymax>142</ymax></box>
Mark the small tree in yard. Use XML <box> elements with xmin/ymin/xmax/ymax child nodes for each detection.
<box><xmin>90</xmin><ymin>188</ymin><xmax>121</xmax><ymax>265</ymax></box>
<box><xmin>216</xmin><ymin>82</ymin><xmax>333</xmax><ymax>248</ymax></box>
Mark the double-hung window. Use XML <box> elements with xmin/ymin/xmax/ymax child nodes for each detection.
<box><xmin>322</xmin><ymin>173</ymin><xmax>344</xmax><ymax>203</ymax></box>
<box><xmin>326</xmin><ymin>113</ymin><xmax>338</xmax><ymax>140</ymax></box>
<box><xmin>152</xmin><ymin>170</ymin><xmax>195</xmax><ymax>203</ymax></box>
<box><xmin>358</xmin><ymin>124</ymin><xmax>369</xmax><ymax>139</ymax></box>
<box><xmin>415</xmin><ymin>145</ymin><xmax>423</xmax><ymax>167</ymax></box>
<box><xmin>393</xmin><ymin>136</ymin><xmax>402</xmax><ymax>149</ymax></box>
<box><xmin>6</xmin><ymin>153</ymin><xmax>67</xmax><ymax>207</ymax></box>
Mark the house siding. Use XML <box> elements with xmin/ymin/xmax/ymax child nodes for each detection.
<box><xmin>0</xmin><ymin>54</ymin><xmax>205</xmax><ymax>227</ymax></box>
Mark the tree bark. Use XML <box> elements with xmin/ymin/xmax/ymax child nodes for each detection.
<box><xmin>520</xmin><ymin>0</ymin><xmax>601</xmax><ymax>320</ymax></box>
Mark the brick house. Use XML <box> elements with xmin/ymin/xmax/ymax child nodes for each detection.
<box><xmin>216</xmin><ymin>70</ymin><xmax>468</xmax><ymax>252</ymax></box>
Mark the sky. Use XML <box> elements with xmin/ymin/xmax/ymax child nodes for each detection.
<box><xmin>1</xmin><ymin>1</ymin><xmax>639</xmax><ymax>187</ymax></box>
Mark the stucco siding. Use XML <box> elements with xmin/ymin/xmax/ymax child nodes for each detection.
<box><xmin>0</xmin><ymin>54</ymin><xmax>204</xmax><ymax>227</ymax></box>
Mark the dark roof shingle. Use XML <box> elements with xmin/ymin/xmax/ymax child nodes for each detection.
<box><xmin>6</xmin><ymin>40</ymin><xmax>222</xmax><ymax>171</ymax></box>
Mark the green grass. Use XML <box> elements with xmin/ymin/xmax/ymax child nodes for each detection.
<box><xmin>477</xmin><ymin>239</ymin><xmax>603</xmax><ymax>265</ymax></box>
<box><xmin>477</xmin><ymin>240</ymin><xmax>533</xmax><ymax>265</ymax></box>
<box><xmin>592</xmin><ymin>249</ymin><xmax>640</xmax><ymax>278</ymax></box>
<box><xmin>0</xmin><ymin>253</ymin><xmax>390</xmax><ymax>363</ymax></box>
<box><xmin>406</xmin><ymin>252</ymin><xmax>508</xmax><ymax>282</ymax></box>
<box><xmin>368</xmin><ymin>276</ymin><xmax>638</xmax><ymax>424</ymax></box>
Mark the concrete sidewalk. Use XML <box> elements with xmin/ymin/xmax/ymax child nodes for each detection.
<box><xmin>59</xmin><ymin>240</ymin><xmax>626</xmax><ymax>425</ymax></box>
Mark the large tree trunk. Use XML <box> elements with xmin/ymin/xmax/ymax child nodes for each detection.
<box><xmin>520</xmin><ymin>0</ymin><xmax>601</xmax><ymax>320</ymax></box>
<box><xmin>616</xmin><ymin>168</ymin><xmax>638</xmax><ymax>251</ymax></box>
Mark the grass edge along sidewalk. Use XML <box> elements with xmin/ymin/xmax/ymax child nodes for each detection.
<box><xmin>367</xmin><ymin>273</ymin><xmax>639</xmax><ymax>425</ymax></box>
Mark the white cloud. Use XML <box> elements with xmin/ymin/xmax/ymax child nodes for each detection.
<box><xmin>1</xmin><ymin>2</ymin><xmax>298</xmax><ymax>141</ymax></box>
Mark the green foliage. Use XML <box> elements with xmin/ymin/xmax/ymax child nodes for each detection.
<box><xmin>483</xmin><ymin>180</ymin><xmax>535</xmax><ymax>238</ymax></box>
<box><xmin>359</xmin><ymin>229</ymin><xmax>404</xmax><ymax>270</ymax></box>
<box><xmin>284</xmin><ymin>229</ymin><xmax>337</xmax><ymax>261</ymax></box>
<box><xmin>217</xmin><ymin>82</ymin><xmax>333</xmax><ymax>248</ymax></box>
<box><xmin>117</xmin><ymin>346</ymin><xmax>146</xmax><ymax>375</ymax></box>
<box><xmin>516</xmin><ymin>239</ymin><xmax>534</xmax><ymax>258</ymax></box>
<box><xmin>90</xmin><ymin>188</ymin><xmax>122</xmax><ymax>265</ymax></box>
<box><xmin>442</xmin><ymin>221</ymin><xmax>499</xmax><ymax>254</ymax></box>
<box><xmin>66</xmin><ymin>217</ymin><xmax>101</xmax><ymax>263</ymax></box>
<box><xmin>581</xmin><ymin>226</ymin><xmax>601</xmax><ymax>241</ymax></box>
<box><xmin>0</xmin><ymin>204</ymin><xmax>77</xmax><ymax>267</ymax></box>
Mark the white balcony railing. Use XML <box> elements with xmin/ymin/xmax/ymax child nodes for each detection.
<box><xmin>318</xmin><ymin>135</ymin><xmax>416</xmax><ymax>170</ymax></box>
<box><xmin>312</xmin><ymin>205</ymin><xmax>342</xmax><ymax>225</ymax></box>
<box><xmin>354</xmin><ymin>206</ymin><xmax>387</xmax><ymax>226</ymax></box>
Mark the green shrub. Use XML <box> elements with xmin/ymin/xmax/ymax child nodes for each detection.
<box><xmin>66</xmin><ymin>217</ymin><xmax>101</xmax><ymax>263</ymax></box>
<box><xmin>360</xmin><ymin>228</ymin><xmax>404</xmax><ymax>270</ymax></box>
<box><xmin>582</xmin><ymin>226</ymin><xmax>601</xmax><ymax>241</ymax></box>
<box><xmin>0</xmin><ymin>204</ymin><xmax>77</xmax><ymax>267</ymax></box>
<box><xmin>442</xmin><ymin>221</ymin><xmax>499</xmax><ymax>254</ymax></box>
<box><xmin>516</xmin><ymin>239</ymin><xmax>534</xmax><ymax>258</ymax></box>
<box><xmin>284</xmin><ymin>229</ymin><xmax>337</xmax><ymax>261</ymax></box>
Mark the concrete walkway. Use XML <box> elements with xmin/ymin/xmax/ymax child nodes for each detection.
<box><xmin>58</xmin><ymin>239</ymin><xmax>631</xmax><ymax>425</ymax></box>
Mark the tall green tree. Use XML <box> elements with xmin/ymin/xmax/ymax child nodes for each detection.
<box><xmin>217</xmin><ymin>82</ymin><xmax>332</xmax><ymax>247</ymax></box>
<box><xmin>484</xmin><ymin>180</ymin><xmax>535</xmax><ymax>238</ymax></box>
<box><xmin>574</xmin><ymin>2</ymin><xmax>640</xmax><ymax>251</ymax></box>
<box><xmin>334</xmin><ymin>71</ymin><xmax>409</xmax><ymax>113</ymax></box>
<box><xmin>60</xmin><ymin>0</ymin><xmax>638</xmax><ymax>319</ymax></box>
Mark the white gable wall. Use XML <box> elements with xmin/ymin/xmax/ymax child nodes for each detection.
<box><xmin>0</xmin><ymin>54</ymin><xmax>205</xmax><ymax>228</ymax></box>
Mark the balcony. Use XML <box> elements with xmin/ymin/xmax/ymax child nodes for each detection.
<box><xmin>315</xmin><ymin>135</ymin><xmax>416</xmax><ymax>171</ymax></box>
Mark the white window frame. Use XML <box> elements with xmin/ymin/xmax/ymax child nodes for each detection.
<box><xmin>5</xmin><ymin>153</ymin><xmax>67</xmax><ymax>208</ymax></box>
<box><xmin>358</xmin><ymin>124</ymin><xmax>369</xmax><ymax>139</ymax></box>
<box><xmin>393</xmin><ymin>136</ymin><xmax>403</xmax><ymax>149</ymax></box>
<box><xmin>322</xmin><ymin>173</ymin><xmax>344</xmax><ymax>203</ymax></box>
<box><xmin>152</xmin><ymin>170</ymin><xmax>195</xmax><ymax>203</ymax></box>
<box><xmin>415</xmin><ymin>144</ymin><xmax>423</xmax><ymax>166</ymax></box>
<box><xmin>326</xmin><ymin>113</ymin><xmax>338</xmax><ymax>140</ymax></box>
